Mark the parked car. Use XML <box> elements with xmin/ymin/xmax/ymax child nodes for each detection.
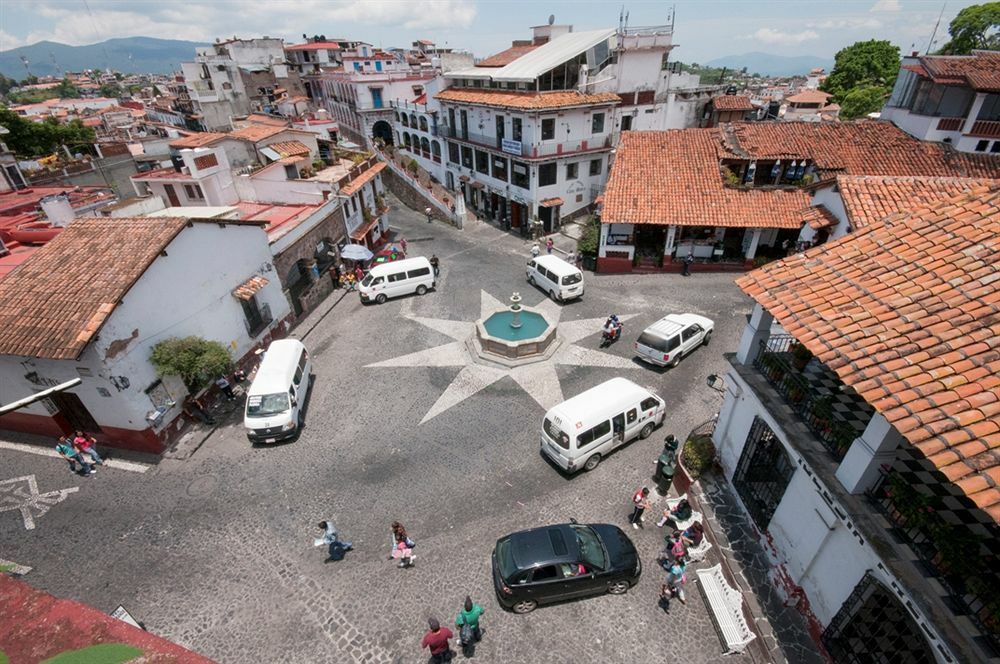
<box><xmin>243</xmin><ymin>339</ymin><xmax>312</xmax><ymax>443</ymax></box>
<box><xmin>492</xmin><ymin>522</ymin><xmax>641</xmax><ymax>614</ymax></box>
<box><xmin>358</xmin><ymin>256</ymin><xmax>435</xmax><ymax>304</ymax></box>
<box><xmin>526</xmin><ymin>255</ymin><xmax>584</xmax><ymax>302</ymax></box>
<box><xmin>634</xmin><ymin>313</ymin><xmax>714</xmax><ymax>368</ymax></box>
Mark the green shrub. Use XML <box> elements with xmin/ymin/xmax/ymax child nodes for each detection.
<box><xmin>576</xmin><ymin>218</ymin><xmax>601</xmax><ymax>255</ymax></box>
<box><xmin>150</xmin><ymin>336</ymin><xmax>233</xmax><ymax>392</ymax></box>
<box><xmin>682</xmin><ymin>434</ymin><xmax>716</xmax><ymax>480</ymax></box>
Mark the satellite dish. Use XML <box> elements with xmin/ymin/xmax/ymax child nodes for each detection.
<box><xmin>548</xmin><ymin>14</ymin><xmax>555</xmax><ymax>25</ymax></box>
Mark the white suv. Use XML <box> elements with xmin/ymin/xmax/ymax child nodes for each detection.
<box><xmin>634</xmin><ymin>313</ymin><xmax>714</xmax><ymax>368</ymax></box>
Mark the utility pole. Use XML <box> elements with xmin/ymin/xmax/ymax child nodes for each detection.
<box><xmin>926</xmin><ymin>3</ymin><xmax>947</xmax><ymax>54</ymax></box>
<box><xmin>0</xmin><ymin>379</ymin><xmax>82</xmax><ymax>416</ymax></box>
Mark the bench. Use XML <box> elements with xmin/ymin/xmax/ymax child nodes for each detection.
<box><xmin>663</xmin><ymin>494</ymin><xmax>702</xmax><ymax>532</ymax></box>
<box><xmin>686</xmin><ymin>537</ymin><xmax>713</xmax><ymax>563</ymax></box>
<box><xmin>696</xmin><ymin>563</ymin><xmax>757</xmax><ymax>655</ymax></box>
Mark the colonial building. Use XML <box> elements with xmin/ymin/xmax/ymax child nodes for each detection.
<box><xmin>882</xmin><ymin>50</ymin><xmax>1000</xmax><ymax>154</ymax></box>
<box><xmin>0</xmin><ymin>216</ymin><xmax>291</xmax><ymax>453</ymax></box>
<box><xmin>598</xmin><ymin>121</ymin><xmax>1000</xmax><ymax>273</ymax></box>
<box><xmin>712</xmin><ymin>186</ymin><xmax>1000</xmax><ymax>662</ymax></box>
<box><xmin>704</xmin><ymin>94</ymin><xmax>756</xmax><ymax>127</ymax></box>
<box><xmin>781</xmin><ymin>89</ymin><xmax>839</xmax><ymax>122</ymax></box>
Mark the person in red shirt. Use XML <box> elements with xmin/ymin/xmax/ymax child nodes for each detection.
<box><xmin>72</xmin><ymin>431</ymin><xmax>104</xmax><ymax>466</ymax></box>
<box><xmin>420</xmin><ymin>618</ymin><xmax>453</xmax><ymax>663</ymax></box>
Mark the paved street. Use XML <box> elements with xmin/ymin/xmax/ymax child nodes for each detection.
<box><xmin>2</xmin><ymin>194</ymin><xmax>790</xmax><ymax>663</ymax></box>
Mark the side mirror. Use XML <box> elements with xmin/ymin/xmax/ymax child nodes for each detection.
<box><xmin>569</xmin><ymin>517</ymin><xmax>578</xmax><ymax>525</ymax></box>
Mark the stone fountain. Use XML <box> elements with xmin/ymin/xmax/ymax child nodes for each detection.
<box><xmin>473</xmin><ymin>291</ymin><xmax>558</xmax><ymax>366</ymax></box>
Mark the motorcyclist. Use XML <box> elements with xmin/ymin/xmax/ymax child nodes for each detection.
<box><xmin>602</xmin><ymin>315</ymin><xmax>622</xmax><ymax>341</ymax></box>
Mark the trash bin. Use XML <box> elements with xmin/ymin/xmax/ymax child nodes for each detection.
<box><xmin>655</xmin><ymin>436</ymin><xmax>679</xmax><ymax>496</ymax></box>
<box><xmin>657</xmin><ymin>465</ymin><xmax>675</xmax><ymax>496</ymax></box>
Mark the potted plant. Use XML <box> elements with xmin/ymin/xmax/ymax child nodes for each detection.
<box><xmin>812</xmin><ymin>396</ymin><xmax>834</xmax><ymax>435</ymax></box>
<box><xmin>790</xmin><ymin>341</ymin><xmax>813</xmax><ymax>370</ymax></box>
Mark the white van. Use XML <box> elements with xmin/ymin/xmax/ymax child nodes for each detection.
<box><xmin>634</xmin><ymin>313</ymin><xmax>714</xmax><ymax>368</ymax></box>
<box><xmin>540</xmin><ymin>377</ymin><xmax>665</xmax><ymax>473</ymax></box>
<box><xmin>526</xmin><ymin>255</ymin><xmax>584</xmax><ymax>302</ymax></box>
<box><xmin>359</xmin><ymin>256</ymin><xmax>435</xmax><ymax>304</ymax></box>
<box><xmin>244</xmin><ymin>338</ymin><xmax>312</xmax><ymax>443</ymax></box>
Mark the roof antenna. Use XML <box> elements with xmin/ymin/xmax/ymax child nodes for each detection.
<box><xmin>926</xmin><ymin>2</ymin><xmax>946</xmax><ymax>54</ymax></box>
<box><xmin>619</xmin><ymin>6</ymin><xmax>624</xmax><ymax>33</ymax></box>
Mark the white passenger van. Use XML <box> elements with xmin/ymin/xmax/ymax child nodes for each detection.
<box><xmin>359</xmin><ymin>256</ymin><xmax>435</xmax><ymax>304</ymax></box>
<box><xmin>526</xmin><ymin>255</ymin><xmax>584</xmax><ymax>302</ymax></box>
<box><xmin>244</xmin><ymin>338</ymin><xmax>312</xmax><ymax>444</ymax></box>
<box><xmin>540</xmin><ymin>377</ymin><xmax>665</xmax><ymax>473</ymax></box>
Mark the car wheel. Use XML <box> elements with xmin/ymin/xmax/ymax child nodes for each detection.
<box><xmin>549</xmin><ymin>289</ymin><xmax>558</xmax><ymax>301</ymax></box>
<box><xmin>607</xmin><ymin>580</ymin><xmax>630</xmax><ymax>595</ymax></box>
<box><xmin>703</xmin><ymin>330</ymin><xmax>713</xmax><ymax>346</ymax></box>
<box><xmin>512</xmin><ymin>599</ymin><xmax>537</xmax><ymax>614</ymax></box>
<box><xmin>669</xmin><ymin>353</ymin><xmax>681</xmax><ymax>368</ymax></box>
<box><xmin>375</xmin><ymin>294</ymin><xmax>387</xmax><ymax>304</ymax></box>
<box><xmin>583</xmin><ymin>453</ymin><xmax>602</xmax><ymax>471</ymax></box>
<box><xmin>415</xmin><ymin>285</ymin><xmax>428</xmax><ymax>296</ymax></box>
<box><xmin>527</xmin><ymin>275</ymin><xmax>535</xmax><ymax>286</ymax></box>
<box><xmin>639</xmin><ymin>423</ymin><xmax>654</xmax><ymax>439</ymax></box>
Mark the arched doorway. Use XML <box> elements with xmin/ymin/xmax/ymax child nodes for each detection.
<box><xmin>372</xmin><ymin>120</ymin><xmax>393</xmax><ymax>146</ymax></box>
<box><xmin>823</xmin><ymin>572</ymin><xmax>935</xmax><ymax>663</ymax></box>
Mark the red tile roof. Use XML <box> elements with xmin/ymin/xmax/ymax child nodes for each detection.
<box><xmin>786</xmin><ymin>89</ymin><xmax>832</xmax><ymax>104</ymax></box>
<box><xmin>285</xmin><ymin>41</ymin><xmax>342</xmax><ymax>51</ymax></box>
<box><xmin>712</xmin><ymin>95</ymin><xmax>754</xmax><ymax>111</ymax></box>
<box><xmin>737</xmin><ymin>186</ymin><xmax>1000</xmax><ymax>522</ymax></box>
<box><xmin>539</xmin><ymin>197</ymin><xmax>564</xmax><ymax>207</ymax></box>
<box><xmin>169</xmin><ymin>132</ymin><xmax>226</xmax><ymax>149</ymax></box>
<box><xmin>918</xmin><ymin>50</ymin><xmax>1000</xmax><ymax>92</ymax></box>
<box><xmin>435</xmin><ymin>88</ymin><xmax>620</xmax><ymax>111</ymax></box>
<box><xmin>799</xmin><ymin>204</ymin><xmax>838</xmax><ymax>230</ymax></box>
<box><xmin>837</xmin><ymin>175</ymin><xmax>1000</xmax><ymax>229</ymax></box>
<box><xmin>230</xmin><ymin>124</ymin><xmax>293</xmax><ymax>142</ymax></box>
<box><xmin>476</xmin><ymin>44</ymin><xmax>540</xmax><ymax>67</ymax></box>
<box><xmin>340</xmin><ymin>161</ymin><xmax>386</xmax><ymax>195</ymax></box>
<box><xmin>602</xmin><ymin>129</ymin><xmax>811</xmax><ymax>228</ymax></box>
<box><xmin>232</xmin><ymin>275</ymin><xmax>269</xmax><ymax>300</ymax></box>
<box><xmin>242</xmin><ymin>113</ymin><xmax>292</xmax><ymax>128</ymax></box>
<box><xmin>717</xmin><ymin>121</ymin><xmax>1000</xmax><ymax>182</ymax></box>
<box><xmin>267</xmin><ymin>140</ymin><xmax>312</xmax><ymax>157</ymax></box>
<box><xmin>0</xmin><ymin>217</ymin><xmax>191</xmax><ymax>360</ymax></box>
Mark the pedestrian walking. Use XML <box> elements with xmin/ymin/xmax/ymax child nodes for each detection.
<box><xmin>530</xmin><ymin>243</ymin><xmax>540</xmax><ymax>258</ymax></box>
<box><xmin>425</xmin><ymin>207</ymin><xmax>433</xmax><ymax>223</ymax></box>
<box><xmin>216</xmin><ymin>375</ymin><xmax>236</xmax><ymax>401</ymax></box>
<box><xmin>629</xmin><ymin>487</ymin><xmax>650</xmax><ymax>529</ymax></box>
<box><xmin>682</xmin><ymin>251</ymin><xmax>694</xmax><ymax>277</ymax></box>
<box><xmin>56</xmin><ymin>436</ymin><xmax>94</xmax><ymax>475</ymax></box>
<box><xmin>400</xmin><ymin>237</ymin><xmax>408</xmax><ymax>253</ymax></box>
<box><xmin>456</xmin><ymin>595</ymin><xmax>485</xmax><ymax>656</ymax></box>
<box><xmin>332</xmin><ymin>263</ymin><xmax>342</xmax><ymax>289</ymax></box>
<box><xmin>421</xmin><ymin>618</ymin><xmax>454</xmax><ymax>664</ymax></box>
<box><xmin>315</xmin><ymin>520</ymin><xmax>353</xmax><ymax>562</ymax></box>
<box><xmin>72</xmin><ymin>431</ymin><xmax>104</xmax><ymax>466</ymax></box>
<box><xmin>665</xmin><ymin>558</ymin><xmax>688</xmax><ymax>604</ymax></box>
<box><xmin>184</xmin><ymin>397</ymin><xmax>216</xmax><ymax>425</ymax></box>
<box><xmin>354</xmin><ymin>265</ymin><xmax>365</xmax><ymax>282</ymax></box>
<box><xmin>545</xmin><ymin>237</ymin><xmax>554</xmax><ymax>254</ymax></box>
<box><xmin>389</xmin><ymin>521</ymin><xmax>415</xmax><ymax>568</ymax></box>
<box><xmin>430</xmin><ymin>254</ymin><xmax>440</xmax><ymax>276</ymax></box>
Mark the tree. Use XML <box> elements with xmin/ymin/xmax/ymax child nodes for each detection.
<box><xmin>55</xmin><ymin>78</ymin><xmax>80</xmax><ymax>99</ymax></box>
<box><xmin>100</xmin><ymin>82</ymin><xmax>122</xmax><ymax>98</ymax></box>
<box><xmin>939</xmin><ymin>2</ymin><xmax>1000</xmax><ymax>54</ymax></box>
<box><xmin>840</xmin><ymin>86</ymin><xmax>890</xmax><ymax>120</ymax></box>
<box><xmin>821</xmin><ymin>40</ymin><xmax>900</xmax><ymax>102</ymax></box>
<box><xmin>150</xmin><ymin>336</ymin><xmax>233</xmax><ymax>392</ymax></box>
<box><xmin>0</xmin><ymin>74</ymin><xmax>17</xmax><ymax>97</ymax></box>
<box><xmin>0</xmin><ymin>107</ymin><xmax>96</xmax><ymax>157</ymax></box>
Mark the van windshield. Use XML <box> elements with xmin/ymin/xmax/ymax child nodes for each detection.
<box><xmin>637</xmin><ymin>331</ymin><xmax>669</xmax><ymax>352</ymax></box>
<box><xmin>361</xmin><ymin>274</ymin><xmax>374</xmax><ymax>287</ymax></box>
<box><xmin>246</xmin><ymin>393</ymin><xmax>290</xmax><ymax>417</ymax></box>
<box><xmin>561</xmin><ymin>272</ymin><xmax>582</xmax><ymax>286</ymax></box>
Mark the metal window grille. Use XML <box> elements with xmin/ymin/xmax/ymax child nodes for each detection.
<box><xmin>822</xmin><ymin>571</ymin><xmax>935</xmax><ymax>664</ymax></box>
<box><xmin>732</xmin><ymin>416</ymin><xmax>795</xmax><ymax>530</ymax></box>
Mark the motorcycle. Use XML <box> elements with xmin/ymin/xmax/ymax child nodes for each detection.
<box><xmin>600</xmin><ymin>322</ymin><xmax>623</xmax><ymax>347</ymax></box>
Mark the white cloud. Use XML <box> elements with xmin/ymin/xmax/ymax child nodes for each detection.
<box><xmin>870</xmin><ymin>0</ymin><xmax>902</xmax><ymax>12</ymax></box>
<box><xmin>806</xmin><ymin>18</ymin><xmax>882</xmax><ymax>30</ymax></box>
<box><xmin>12</xmin><ymin>0</ymin><xmax>477</xmax><ymax>47</ymax></box>
<box><xmin>751</xmin><ymin>28</ymin><xmax>820</xmax><ymax>45</ymax></box>
<box><xmin>0</xmin><ymin>30</ymin><xmax>27</xmax><ymax>50</ymax></box>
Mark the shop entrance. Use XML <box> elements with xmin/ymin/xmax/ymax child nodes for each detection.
<box><xmin>49</xmin><ymin>392</ymin><xmax>101</xmax><ymax>434</ymax></box>
<box><xmin>634</xmin><ymin>225</ymin><xmax>667</xmax><ymax>265</ymax></box>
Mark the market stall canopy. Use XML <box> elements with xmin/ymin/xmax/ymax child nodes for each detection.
<box><xmin>341</xmin><ymin>244</ymin><xmax>374</xmax><ymax>261</ymax></box>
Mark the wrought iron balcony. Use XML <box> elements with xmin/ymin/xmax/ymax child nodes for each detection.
<box><xmin>752</xmin><ymin>335</ymin><xmax>871</xmax><ymax>460</ymax></box>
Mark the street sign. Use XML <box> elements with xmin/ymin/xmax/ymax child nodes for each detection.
<box><xmin>501</xmin><ymin>139</ymin><xmax>522</xmax><ymax>156</ymax></box>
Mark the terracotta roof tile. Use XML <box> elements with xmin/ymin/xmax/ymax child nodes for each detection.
<box><xmin>232</xmin><ymin>275</ymin><xmax>269</xmax><ymax>301</ymax></box>
<box><xmin>476</xmin><ymin>44</ymin><xmax>540</xmax><ymax>67</ymax></box>
<box><xmin>837</xmin><ymin>175</ymin><xmax>1000</xmax><ymax>229</ymax></box>
<box><xmin>339</xmin><ymin>161</ymin><xmax>386</xmax><ymax>196</ymax></box>
<box><xmin>712</xmin><ymin>95</ymin><xmax>754</xmax><ymax>111</ymax></box>
<box><xmin>737</xmin><ymin>186</ymin><xmax>1000</xmax><ymax>522</ymax></box>
<box><xmin>786</xmin><ymin>89</ymin><xmax>832</xmax><ymax>104</ymax></box>
<box><xmin>267</xmin><ymin>140</ymin><xmax>312</xmax><ymax>158</ymax></box>
<box><xmin>0</xmin><ymin>217</ymin><xmax>191</xmax><ymax>360</ymax></box>
<box><xmin>918</xmin><ymin>50</ymin><xmax>1000</xmax><ymax>92</ymax></box>
<box><xmin>169</xmin><ymin>132</ymin><xmax>226</xmax><ymax>149</ymax></box>
<box><xmin>799</xmin><ymin>204</ymin><xmax>838</xmax><ymax>230</ymax></box>
<box><xmin>230</xmin><ymin>124</ymin><xmax>294</xmax><ymax>142</ymax></box>
<box><xmin>435</xmin><ymin>88</ymin><xmax>620</xmax><ymax>111</ymax></box>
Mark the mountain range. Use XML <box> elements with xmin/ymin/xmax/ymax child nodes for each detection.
<box><xmin>705</xmin><ymin>52</ymin><xmax>834</xmax><ymax>77</ymax></box>
<box><xmin>0</xmin><ymin>37</ymin><xmax>209</xmax><ymax>78</ymax></box>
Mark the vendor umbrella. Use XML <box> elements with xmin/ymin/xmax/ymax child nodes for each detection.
<box><xmin>341</xmin><ymin>244</ymin><xmax>374</xmax><ymax>261</ymax></box>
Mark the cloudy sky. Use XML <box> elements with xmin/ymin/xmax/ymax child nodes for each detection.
<box><xmin>0</xmin><ymin>0</ymin><xmax>982</xmax><ymax>63</ymax></box>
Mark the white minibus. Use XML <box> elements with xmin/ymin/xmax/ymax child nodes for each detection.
<box><xmin>540</xmin><ymin>377</ymin><xmax>665</xmax><ymax>473</ymax></box>
<box><xmin>244</xmin><ymin>339</ymin><xmax>312</xmax><ymax>443</ymax></box>
<box><xmin>359</xmin><ymin>256</ymin><xmax>435</xmax><ymax>304</ymax></box>
<box><xmin>526</xmin><ymin>255</ymin><xmax>584</xmax><ymax>302</ymax></box>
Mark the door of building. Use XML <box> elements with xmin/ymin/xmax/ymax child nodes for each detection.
<box><xmin>539</xmin><ymin>206</ymin><xmax>553</xmax><ymax>234</ymax></box>
<box><xmin>163</xmin><ymin>184</ymin><xmax>181</xmax><ymax>207</ymax></box>
<box><xmin>49</xmin><ymin>392</ymin><xmax>102</xmax><ymax>433</ymax></box>
<box><xmin>511</xmin><ymin>202</ymin><xmax>522</xmax><ymax>229</ymax></box>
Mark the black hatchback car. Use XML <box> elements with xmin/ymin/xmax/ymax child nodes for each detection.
<box><xmin>491</xmin><ymin>522</ymin><xmax>641</xmax><ymax>614</ymax></box>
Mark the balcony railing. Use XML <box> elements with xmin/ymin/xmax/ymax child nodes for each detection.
<box><xmin>936</xmin><ymin>116</ymin><xmax>964</xmax><ymax>131</ymax></box>
<box><xmin>439</xmin><ymin>125</ymin><xmax>613</xmax><ymax>159</ymax></box>
<box><xmin>752</xmin><ymin>335</ymin><xmax>859</xmax><ymax>460</ymax></box>
<box><xmin>868</xmin><ymin>469</ymin><xmax>1000</xmax><ymax>653</ymax></box>
<box><xmin>969</xmin><ymin>120</ymin><xmax>1000</xmax><ymax>138</ymax></box>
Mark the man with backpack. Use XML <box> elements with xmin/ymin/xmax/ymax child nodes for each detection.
<box><xmin>456</xmin><ymin>596</ymin><xmax>485</xmax><ymax>657</ymax></box>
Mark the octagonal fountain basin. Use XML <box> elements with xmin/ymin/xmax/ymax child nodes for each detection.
<box><xmin>476</xmin><ymin>308</ymin><xmax>557</xmax><ymax>361</ymax></box>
